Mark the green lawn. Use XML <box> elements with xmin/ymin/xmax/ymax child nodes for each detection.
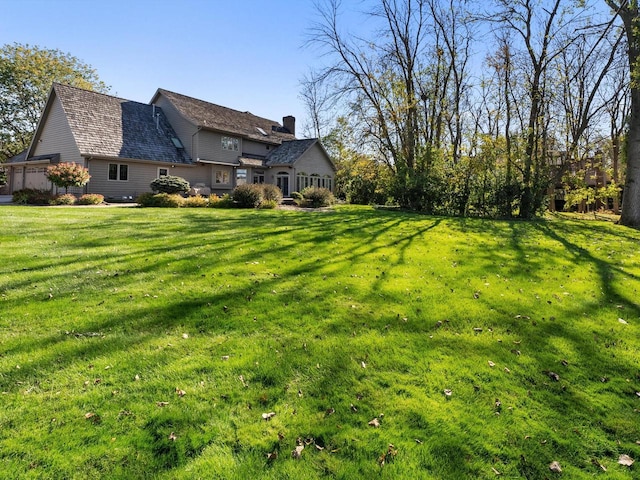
<box><xmin>0</xmin><ymin>205</ymin><xmax>638</xmax><ymax>479</ymax></box>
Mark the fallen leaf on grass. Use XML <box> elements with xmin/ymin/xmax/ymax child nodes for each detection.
<box><xmin>175</xmin><ymin>388</ymin><xmax>186</xmax><ymax>397</ymax></box>
<box><xmin>548</xmin><ymin>372</ymin><xmax>560</xmax><ymax>381</ymax></box>
<box><xmin>368</xmin><ymin>418</ymin><xmax>380</xmax><ymax>428</ymax></box>
<box><xmin>156</xmin><ymin>401</ymin><xmax>169</xmax><ymax>407</ymax></box>
<box><xmin>361</xmin><ymin>361</ymin><xmax>366</xmax><ymax>369</ymax></box>
<box><xmin>84</xmin><ymin>412</ymin><xmax>101</xmax><ymax>424</ymax></box>
<box><xmin>549</xmin><ymin>461</ymin><xmax>562</xmax><ymax>472</ymax></box>
<box><xmin>488</xmin><ymin>361</ymin><xmax>496</xmax><ymax>367</ymax></box>
<box><xmin>591</xmin><ymin>459</ymin><xmax>607</xmax><ymax>471</ymax></box>
<box><xmin>378</xmin><ymin>443</ymin><xmax>398</xmax><ymax>466</ymax></box>
<box><xmin>350</xmin><ymin>403</ymin><xmax>358</xmax><ymax>412</ymax></box>
<box><xmin>325</xmin><ymin>407</ymin><xmax>335</xmax><ymax>416</ymax></box>
<box><xmin>182</xmin><ymin>333</ymin><xmax>189</xmax><ymax>339</ymax></box>
<box><xmin>266</xmin><ymin>451</ymin><xmax>278</xmax><ymax>461</ymax></box>
<box><xmin>168</xmin><ymin>432</ymin><xmax>177</xmax><ymax>441</ymax></box>
<box><xmin>618</xmin><ymin>318</ymin><xmax>628</xmax><ymax>324</ymax></box>
<box><xmin>444</xmin><ymin>389</ymin><xmax>452</xmax><ymax>397</ymax></box>
<box><xmin>262</xmin><ymin>412</ymin><xmax>276</xmax><ymax>420</ymax></box>
<box><xmin>618</xmin><ymin>454</ymin><xmax>634</xmax><ymax>466</ymax></box>
<box><xmin>239</xmin><ymin>375</ymin><xmax>248</xmax><ymax>388</ymax></box>
<box><xmin>491</xmin><ymin>466</ymin><xmax>502</xmax><ymax>475</ymax></box>
<box><xmin>292</xmin><ymin>445</ymin><xmax>304</xmax><ymax>459</ymax></box>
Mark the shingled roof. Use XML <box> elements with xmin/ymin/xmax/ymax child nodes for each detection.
<box><xmin>152</xmin><ymin>89</ymin><xmax>296</xmax><ymax>145</ymax></box>
<box><xmin>46</xmin><ymin>83</ymin><xmax>191</xmax><ymax>164</ymax></box>
<box><xmin>266</xmin><ymin>139</ymin><xmax>321</xmax><ymax>166</ymax></box>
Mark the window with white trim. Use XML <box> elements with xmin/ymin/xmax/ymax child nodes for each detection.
<box><xmin>236</xmin><ymin>168</ymin><xmax>247</xmax><ymax>186</ymax></box>
<box><xmin>221</xmin><ymin>136</ymin><xmax>239</xmax><ymax>151</ymax></box>
<box><xmin>108</xmin><ymin>163</ymin><xmax>128</xmax><ymax>181</ymax></box>
<box><xmin>253</xmin><ymin>172</ymin><xmax>265</xmax><ymax>184</ymax></box>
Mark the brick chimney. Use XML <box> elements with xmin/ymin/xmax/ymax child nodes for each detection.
<box><xmin>283</xmin><ymin>116</ymin><xmax>295</xmax><ymax>136</ymax></box>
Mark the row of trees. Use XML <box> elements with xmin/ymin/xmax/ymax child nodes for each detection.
<box><xmin>301</xmin><ymin>0</ymin><xmax>640</xmax><ymax>225</ymax></box>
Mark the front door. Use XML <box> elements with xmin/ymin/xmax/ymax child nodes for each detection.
<box><xmin>276</xmin><ymin>173</ymin><xmax>290</xmax><ymax>196</ymax></box>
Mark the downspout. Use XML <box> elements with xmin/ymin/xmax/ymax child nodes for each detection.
<box><xmin>191</xmin><ymin>127</ymin><xmax>201</xmax><ymax>163</ymax></box>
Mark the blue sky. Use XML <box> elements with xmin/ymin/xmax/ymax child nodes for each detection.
<box><xmin>1</xmin><ymin>0</ymin><xmax>367</xmax><ymax>135</ymax></box>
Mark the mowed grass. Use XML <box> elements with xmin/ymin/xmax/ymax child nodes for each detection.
<box><xmin>0</xmin><ymin>205</ymin><xmax>638</xmax><ymax>479</ymax></box>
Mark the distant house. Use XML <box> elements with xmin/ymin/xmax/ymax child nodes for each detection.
<box><xmin>4</xmin><ymin>83</ymin><xmax>335</xmax><ymax>199</ymax></box>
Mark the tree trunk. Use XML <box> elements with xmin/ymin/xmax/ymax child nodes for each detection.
<box><xmin>621</xmin><ymin>100</ymin><xmax>640</xmax><ymax>225</ymax></box>
<box><xmin>607</xmin><ymin>0</ymin><xmax>640</xmax><ymax>227</ymax></box>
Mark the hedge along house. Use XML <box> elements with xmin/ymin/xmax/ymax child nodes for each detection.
<box><xmin>5</xmin><ymin>83</ymin><xmax>336</xmax><ymax>199</ymax></box>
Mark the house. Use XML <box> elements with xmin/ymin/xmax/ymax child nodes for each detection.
<box><xmin>4</xmin><ymin>83</ymin><xmax>336</xmax><ymax>199</ymax></box>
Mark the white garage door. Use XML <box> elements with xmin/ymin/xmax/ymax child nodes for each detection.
<box><xmin>24</xmin><ymin>167</ymin><xmax>52</xmax><ymax>190</ymax></box>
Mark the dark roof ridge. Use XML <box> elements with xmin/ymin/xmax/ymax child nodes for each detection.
<box><xmin>154</xmin><ymin>88</ymin><xmax>284</xmax><ymax>126</ymax></box>
<box><xmin>52</xmin><ymin>82</ymin><xmax>146</xmax><ymax>106</ymax></box>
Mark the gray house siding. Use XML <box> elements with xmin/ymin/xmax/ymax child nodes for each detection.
<box><xmin>86</xmin><ymin>159</ymin><xmax>195</xmax><ymax>199</ymax></box>
<box><xmin>153</xmin><ymin>95</ymin><xmax>198</xmax><ymax>160</ymax></box>
<box><xmin>197</xmin><ymin>130</ymin><xmax>240</xmax><ymax>164</ymax></box>
<box><xmin>294</xmin><ymin>144</ymin><xmax>335</xmax><ymax>177</ymax></box>
<box><xmin>242</xmin><ymin>139</ymin><xmax>272</xmax><ymax>157</ymax></box>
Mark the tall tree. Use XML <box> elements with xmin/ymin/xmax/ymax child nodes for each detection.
<box><xmin>308</xmin><ymin>0</ymin><xmax>426</xmax><ymax>176</ymax></box>
<box><xmin>0</xmin><ymin>43</ymin><xmax>109</xmax><ymax>162</ymax></box>
<box><xmin>604</xmin><ymin>1</ymin><xmax>640</xmax><ymax>227</ymax></box>
<box><xmin>490</xmin><ymin>0</ymin><xmax>569</xmax><ymax>218</ymax></box>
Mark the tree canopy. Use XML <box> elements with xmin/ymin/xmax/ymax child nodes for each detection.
<box><xmin>305</xmin><ymin>0</ymin><xmax>631</xmax><ymax>220</ymax></box>
<box><xmin>0</xmin><ymin>43</ymin><xmax>109</xmax><ymax>162</ymax></box>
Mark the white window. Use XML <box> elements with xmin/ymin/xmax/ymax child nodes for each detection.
<box><xmin>221</xmin><ymin>136</ymin><xmax>239</xmax><ymax>151</ymax></box>
<box><xmin>108</xmin><ymin>163</ymin><xmax>128</xmax><ymax>181</ymax></box>
<box><xmin>158</xmin><ymin>167</ymin><xmax>169</xmax><ymax>177</ymax></box>
<box><xmin>236</xmin><ymin>168</ymin><xmax>247</xmax><ymax>186</ymax></box>
<box><xmin>215</xmin><ymin>170</ymin><xmax>230</xmax><ymax>184</ymax></box>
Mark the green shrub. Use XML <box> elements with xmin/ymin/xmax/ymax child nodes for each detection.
<box><xmin>184</xmin><ymin>195</ymin><xmax>208</xmax><ymax>208</ymax></box>
<box><xmin>12</xmin><ymin>188</ymin><xmax>54</xmax><ymax>205</ymax></box>
<box><xmin>150</xmin><ymin>175</ymin><xmax>190</xmax><ymax>195</ymax></box>
<box><xmin>232</xmin><ymin>184</ymin><xmax>263</xmax><ymax>208</ymax></box>
<box><xmin>50</xmin><ymin>193</ymin><xmax>77</xmax><ymax>205</ymax></box>
<box><xmin>291</xmin><ymin>191</ymin><xmax>303</xmax><ymax>201</ymax></box>
<box><xmin>258</xmin><ymin>199</ymin><xmax>278</xmax><ymax>209</ymax></box>
<box><xmin>300</xmin><ymin>187</ymin><xmax>334</xmax><ymax>208</ymax></box>
<box><xmin>261</xmin><ymin>184</ymin><xmax>283</xmax><ymax>203</ymax></box>
<box><xmin>209</xmin><ymin>193</ymin><xmax>234</xmax><ymax>208</ymax></box>
<box><xmin>136</xmin><ymin>192</ymin><xmax>184</xmax><ymax>207</ymax></box>
<box><xmin>77</xmin><ymin>193</ymin><xmax>104</xmax><ymax>205</ymax></box>
<box><xmin>135</xmin><ymin>192</ymin><xmax>155</xmax><ymax>206</ymax></box>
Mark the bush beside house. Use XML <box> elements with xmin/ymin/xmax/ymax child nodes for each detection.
<box><xmin>150</xmin><ymin>176</ymin><xmax>190</xmax><ymax>195</ymax></box>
